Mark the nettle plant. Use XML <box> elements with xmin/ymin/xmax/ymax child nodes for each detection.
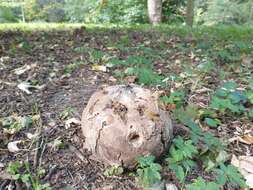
<box><xmin>166</xmin><ymin>137</ymin><xmax>198</xmax><ymax>184</ymax></box>
<box><xmin>210</xmin><ymin>80</ymin><xmax>253</xmax><ymax>118</ymax></box>
<box><xmin>136</xmin><ymin>156</ymin><xmax>162</xmax><ymax>188</ymax></box>
<box><xmin>109</xmin><ymin>55</ymin><xmax>165</xmax><ymax>86</ymax></box>
<box><xmin>7</xmin><ymin>161</ymin><xmax>51</xmax><ymax>190</ymax></box>
<box><xmin>168</xmin><ymin>105</ymin><xmax>247</xmax><ymax>189</ymax></box>
<box><xmin>0</xmin><ymin>115</ymin><xmax>33</xmax><ymax>134</ymax></box>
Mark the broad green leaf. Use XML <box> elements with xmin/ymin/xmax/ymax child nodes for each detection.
<box><xmin>205</xmin><ymin>118</ymin><xmax>219</xmax><ymax>128</ymax></box>
<box><xmin>249</xmin><ymin>109</ymin><xmax>253</xmax><ymax>119</ymax></box>
<box><xmin>20</xmin><ymin>116</ymin><xmax>33</xmax><ymax>128</ymax></box>
<box><xmin>228</xmin><ymin>91</ymin><xmax>247</xmax><ymax>104</ymax></box>
<box><xmin>174</xmin><ymin>165</ymin><xmax>185</xmax><ymax>183</ymax></box>
<box><xmin>206</xmin><ymin>182</ymin><xmax>220</xmax><ymax>190</ymax></box>
<box><xmin>222</xmin><ymin>81</ymin><xmax>237</xmax><ymax>91</ymax></box>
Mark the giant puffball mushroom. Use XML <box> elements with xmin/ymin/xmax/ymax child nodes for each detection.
<box><xmin>81</xmin><ymin>85</ymin><xmax>173</xmax><ymax>169</ymax></box>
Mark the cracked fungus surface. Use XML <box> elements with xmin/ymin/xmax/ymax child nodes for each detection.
<box><xmin>81</xmin><ymin>85</ymin><xmax>173</xmax><ymax>169</ymax></box>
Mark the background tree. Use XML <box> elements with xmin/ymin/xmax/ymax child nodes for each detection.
<box><xmin>162</xmin><ymin>0</ymin><xmax>185</xmax><ymax>24</ymax></box>
<box><xmin>147</xmin><ymin>0</ymin><xmax>162</xmax><ymax>24</ymax></box>
<box><xmin>195</xmin><ymin>0</ymin><xmax>253</xmax><ymax>25</ymax></box>
<box><xmin>186</xmin><ymin>0</ymin><xmax>194</xmax><ymax>27</ymax></box>
<box><xmin>0</xmin><ymin>0</ymin><xmax>25</xmax><ymax>22</ymax></box>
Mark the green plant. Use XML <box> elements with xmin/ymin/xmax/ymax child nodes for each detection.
<box><xmin>166</xmin><ymin>137</ymin><xmax>198</xmax><ymax>184</ymax></box>
<box><xmin>186</xmin><ymin>177</ymin><xmax>220</xmax><ymax>190</ymax></box>
<box><xmin>136</xmin><ymin>155</ymin><xmax>162</xmax><ymax>188</ymax></box>
<box><xmin>210</xmin><ymin>81</ymin><xmax>247</xmax><ymax>114</ymax></box>
<box><xmin>89</xmin><ymin>49</ymin><xmax>108</xmax><ymax>64</ymax></box>
<box><xmin>60</xmin><ymin>107</ymin><xmax>76</xmax><ymax>119</ymax></box>
<box><xmin>196</xmin><ymin>61</ymin><xmax>216</xmax><ymax>74</ymax></box>
<box><xmin>7</xmin><ymin>161</ymin><xmax>51</xmax><ymax>190</ymax></box>
<box><xmin>0</xmin><ymin>115</ymin><xmax>33</xmax><ymax>133</ymax></box>
<box><xmin>103</xmin><ymin>165</ymin><xmax>124</xmax><ymax>177</ymax></box>
<box><xmin>124</xmin><ymin>66</ymin><xmax>164</xmax><ymax>86</ymax></box>
<box><xmin>173</xmin><ymin>105</ymin><xmax>228</xmax><ymax>170</ymax></box>
<box><xmin>214</xmin><ymin>164</ymin><xmax>247</xmax><ymax>188</ymax></box>
<box><xmin>204</xmin><ymin>118</ymin><xmax>221</xmax><ymax>128</ymax></box>
<box><xmin>160</xmin><ymin>90</ymin><xmax>185</xmax><ymax>108</ymax></box>
<box><xmin>64</xmin><ymin>61</ymin><xmax>85</xmax><ymax>74</ymax></box>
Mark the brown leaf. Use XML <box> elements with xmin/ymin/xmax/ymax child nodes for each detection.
<box><xmin>231</xmin><ymin>155</ymin><xmax>253</xmax><ymax>188</ymax></box>
<box><xmin>238</xmin><ymin>135</ymin><xmax>253</xmax><ymax>145</ymax></box>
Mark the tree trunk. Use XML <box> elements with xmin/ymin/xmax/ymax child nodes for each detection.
<box><xmin>147</xmin><ymin>0</ymin><xmax>162</xmax><ymax>24</ymax></box>
<box><xmin>186</xmin><ymin>0</ymin><xmax>194</xmax><ymax>27</ymax></box>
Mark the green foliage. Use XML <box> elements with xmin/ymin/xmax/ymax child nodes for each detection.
<box><xmin>0</xmin><ymin>115</ymin><xmax>33</xmax><ymax>133</ymax></box>
<box><xmin>196</xmin><ymin>0</ymin><xmax>253</xmax><ymax>25</ymax></box>
<box><xmin>0</xmin><ymin>4</ymin><xmax>18</xmax><ymax>22</ymax></box>
<box><xmin>214</xmin><ymin>164</ymin><xmax>247</xmax><ymax>188</ymax></box>
<box><xmin>136</xmin><ymin>156</ymin><xmax>162</xmax><ymax>188</ymax></box>
<box><xmin>204</xmin><ymin>118</ymin><xmax>220</xmax><ymax>128</ymax></box>
<box><xmin>249</xmin><ymin>109</ymin><xmax>253</xmax><ymax>119</ymax></box>
<box><xmin>60</xmin><ymin>107</ymin><xmax>76</xmax><ymax>119</ymax></box>
<box><xmin>128</xmin><ymin>67</ymin><xmax>164</xmax><ymax>86</ymax></box>
<box><xmin>162</xmin><ymin>0</ymin><xmax>186</xmax><ymax>24</ymax></box>
<box><xmin>210</xmin><ymin>81</ymin><xmax>247</xmax><ymax>114</ymax></box>
<box><xmin>166</xmin><ymin>137</ymin><xmax>198</xmax><ymax>183</ymax></box>
<box><xmin>173</xmin><ymin>105</ymin><xmax>228</xmax><ymax>170</ymax></box>
<box><xmin>103</xmin><ymin>165</ymin><xmax>124</xmax><ymax>177</ymax></box>
<box><xmin>109</xmin><ymin>54</ymin><xmax>164</xmax><ymax>86</ymax></box>
<box><xmin>160</xmin><ymin>90</ymin><xmax>185</xmax><ymax>108</ymax></box>
<box><xmin>64</xmin><ymin>61</ymin><xmax>85</xmax><ymax>74</ymax></box>
<box><xmin>186</xmin><ymin>177</ymin><xmax>220</xmax><ymax>190</ymax></box>
<box><xmin>64</xmin><ymin>0</ymin><xmax>147</xmax><ymax>24</ymax></box>
<box><xmin>24</xmin><ymin>0</ymin><xmax>66</xmax><ymax>22</ymax></box>
<box><xmin>7</xmin><ymin>161</ymin><xmax>51</xmax><ymax>190</ymax></box>
<box><xmin>197</xmin><ymin>61</ymin><xmax>216</xmax><ymax>74</ymax></box>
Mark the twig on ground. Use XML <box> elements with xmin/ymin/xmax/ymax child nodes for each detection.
<box><xmin>43</xmin><ymin>165</ymin><xmax>57</xmax><ymax>181</ymax></box>
<box><xmin>68</xmin><ymin>144</ymin><xmax>90</xmax><ymax>164</ymax></box>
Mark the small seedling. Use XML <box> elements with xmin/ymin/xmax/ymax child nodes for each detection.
<box><xmin>103</xmin><ymin>165</ymin><xmax>124</xmax><ymax>177</ymax></box>
<box><xmin>60</xmin><ymin>107</ymin><xmax>76</xmax><ymax>120</ymax></box>
<box><xmin>0</xmin><ymin>115</ymin><xmax>33</xmax><ymax>134</ymax></box>
<box><xmin>6</xmin><ymin>161</ymin><xmax>51</xmax><ymax>190</ymax></box>
<box><xmin>64</xmin><ymin>61</ymin><xmax>85</xmax><ymax>74</ymax></box>
<box><xmin>186</xmin><ymin>177</ymin><xmax>220</xmax><ymax>190</ymax></box>
<box><xmin>161</xmin><ymin>90</ymin><xmax>186</xmax><ymax>108</ymax></box>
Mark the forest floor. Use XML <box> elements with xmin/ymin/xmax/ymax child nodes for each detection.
<box><xmin>0</xmin><ymin>24</ymin><xmax>253</xmax><ymax>190</ymax></box>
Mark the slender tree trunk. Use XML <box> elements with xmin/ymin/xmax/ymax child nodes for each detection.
<box><xmin>186</xmin><ymin>0</ymin><xmax>194</xmax><ymax>27</ymax></box>
<box><xmin>21</xmin><ymin>3</ymin><xmax>25</xmax><ymax>22</ymax></box>
<box><xmin>147</xmin><ymin>0</ymin><xmax>162</xmax><ymax>24</ymax></box>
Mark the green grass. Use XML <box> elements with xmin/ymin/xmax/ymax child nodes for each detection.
<box><xmin>1</xmin><ymin>23</ymin><xmax>253</xmax><ymax>41</ymax></box>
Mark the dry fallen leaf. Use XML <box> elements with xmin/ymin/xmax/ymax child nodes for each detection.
<box><xmin>238</xmin><ymin>135</ymin><xmax>253</xmax><ymax>145</ymax></box>
<box><xmin>17</xmin><ymin>82</ymin><xmax>45</xmax><ymax>94</ymax></box>
<box><xmin>92</xmin><ymin>65</ymin><xmax>107</xmax><ymax>72</ymax></box>
<box><xmin>7</xmin><ymin>140</ymin><xmax>22</xmax><ymax>153</ymax></box>
<box><xmin>108</xmin><ymin>76</ymin><xmax>117</xmax><ymax>82</ymax></box>
<box><xmin>17</xmin><ymin>82</ymin><xmax>32</xmax><ymax>94</ymax></box>
<box><xmin>166</xmin><ymin>183</ymin><xmax>178</xmax><ymax>190</ymax></box>
<box><xmin>13</xmin><ymin>64</ymin><xmax>32</xmax><ymax>75</ymax></box>
<box><xmin>0</xmin><ymin>162</ymin><xmax>4</xmax><ymax>168</ymax></box>
<box><xmin>26</xmin><ymin>132</ymin><xmax>39</xmax><ymax>140</ymax></box>
<box><xmin>231</xmin><ymin>155</ymin><xmax>253</xmax><ymax>188</ymax></box>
